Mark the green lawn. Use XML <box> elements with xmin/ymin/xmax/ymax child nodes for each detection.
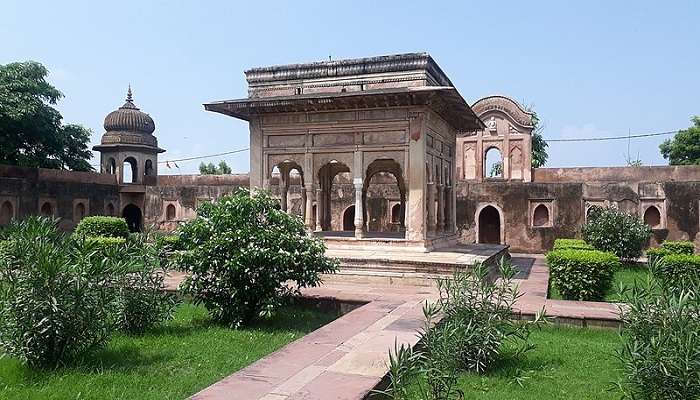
<box><xmin>0</xmin><ymin>302</ymin><xmax>337</xmax><ymax>400</ymax></box>
<box><xmin>404</xmin><ymin>325</ymin><xmax>622</xmax><ymax>400</ymax></box>
<box><xmin>548</xmin><ymin>263</ymin><xmax>651</xmax><ymax>302</ymax></box>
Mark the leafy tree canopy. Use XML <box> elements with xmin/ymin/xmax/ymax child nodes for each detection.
<box><xmin>0</xmin><ymin>61</ymin><xmax>94</xmax><ymax>171</ymax></box>
<box><xmin>199</xmin><ymin>160</ymin><xmax>232</xmax><ymax>175</ymax></box>
<box><xmin>659</xmin><ymin>116</ymin><xmax>700</xmax><ymax>165</ymax></box>
<box><xmin>530</xmin><ymin>110</ymin><xmax>549</xmax><ymax>168</ymax></box>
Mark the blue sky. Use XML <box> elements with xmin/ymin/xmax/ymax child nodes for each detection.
<box><xmin>2</xmin><ymin>0</ymin><xmax>698</xmax><ymax>174</ymax></box>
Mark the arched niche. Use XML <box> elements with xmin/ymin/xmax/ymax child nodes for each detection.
<box><xmin>342</xmin><ymin>205</ymin><xmax>355</xmax><ymax>231</ymax></box>
<box><xmin>166</xmin><ymin>204</ymin><xmax>176</xmax><ymax>221</ymax></box>
<box><xmin>122</xmin><ymin>204</ymin><xmax>142</xmax><ymax>232</ymax></box>
<box><xmin>0</xmin><ymin>200</ymin><xmax>14</xmax><ymax>226</ymax></box>
<box><xmin>476</xmin><ymin>204</ymin><xmax>504</xmax><ymax>244</ymax></box>
<box><xmin>643</xmin><ymin>205</ymin><xmax>662</xmax><ymax>229</ymax></box>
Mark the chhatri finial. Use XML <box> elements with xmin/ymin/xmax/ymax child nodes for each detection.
<box><xmin>126</xmin><ymin>84</ymin><xmax>133</xmax><ymax>102</ymax></box>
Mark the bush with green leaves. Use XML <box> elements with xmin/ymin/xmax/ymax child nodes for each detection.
<box><xmin>113</xmin><ymin>233</ymin><xmax>178</xmax><ymax>335</ymax></box>
<box><xmin>552</xmin><ymin>238</ymin><xmax>594</xmax><ymax>251</ymax></box>
<box><xmin>377</xmin><ymin>258</ymin><xmax>544</xmax><ymax>400</ymax></box>
<box><xmin>74</xmin><ymin>216</ymin><xmax>130</xmax><ymax>239</ymax></box>
<box><xmin>653</xmin><ymin>254</ymin><xmax>700</xmax><ymax>293</ymax></box>
<box><xmin>582</xmin><ymin>206</ymin><xmax>652</xmax><ymax>260</ymax></box>
<box><xmin>661</xmin><ymin>240</ymin><xmax>695</xmax><ymax>255</ymax></box>
<box><xmin>547</xmin><ymin>249</ymin><xmax>620</xmax><ymax>300</ymax></box>
<box><xmin>645</xmin><ymin>247</ymin><xmax>671</xmax><ymax>263</ymax></box>
<box><xmin>617</xmin><ymin>258</ymin><xmax>700</xmax><ymax>400</ymax></box>
<box><xmin>0</xmin><ymin>217</ymin><xmax>122</xmax><ymax>367</ymax></box>
<box><xmin>176</xmin><ymin>189</ymin><xmax>338</xmax><ymax>327</ymax></box>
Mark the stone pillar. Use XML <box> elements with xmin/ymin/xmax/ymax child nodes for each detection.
<box><xmin>437</xmin><ymin>184</ymin><xmax>445</xmax><ymax>233</ymax></box>
<box><xmin>315</xmin><ymin>188</ymin><xmax>323</xmax><ymax>232</ymax></box>
<box><xmin>304</xmin><ymin>184</ymin><xmax>314</xmax><ymax>230</ymax></box>
<box><xmin>353</xmin><ymin>180</ymin><xmax>364</xmax><ymax>239</ymax></box>
<box><xmin>407</xmin><ymin>112</ymin><xmax>427</xmax><ymax>241</ymax></box>
<box><xmin>427</xmin><ymin>182</ymin><xmax>436</xmax><ymax>235</ymax></box>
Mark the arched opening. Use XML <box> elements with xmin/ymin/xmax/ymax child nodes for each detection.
<box><xmin>478</xmin><ymin>205</ymin><xmax>501</xmax><ymax>244</ymax></box>
<box><xmin>317</xmin><ymin>161</ymin><xmax>351</xmax><ymax>232</ymax></box>
<box><xmin>107</xmin><ymin>158</ymin><xmax>116</xmax><ymax>174</ymax></box>
<box><xmin>74</xmin><ymin>202</ymin><xmax>86</xmax><ymax>222</ymax></box>
<box><xmin>166</xmin><ymin>204</ymin><xmax>176</xmax><ymax>221</ymax></box>
<box><xmin>270</xmin><ymin>162</ymin><xmax>305</xmax><ymax>217</ymax></box>
<box><xmin>123</xmin><ymin>157</ymin><xmax>138</xmax><ymax>184</ymax></box>
<box><xmin>391</xmin><ymin>203</ymin><xmax>401</xmax><ymax>224</ymax></box>
<box><xmin>643</xmin><ymin>206</ymin><xmax>661</xmax><ymax>229</ymax></box>
<box><xmin>106</xmin><ymin>202</ymin><xmax>115</xmax><ymax>216</ymax></box>
<box><xmin>342</xmin><ymin>205</ymin><xmax>355</xmax><ymax>231</ymax></box>
<box><xmin>40</xmin><ymin>202</ymin><xmax>53</xmax><ymax>217</ymax></box>
<box><xmin>0</xmin><ymin>201</ymin><xmax>13</xmax><ymax>225</ymax></box>
<box><xmin>145</xmin><ymin>159</ymin><xmax>154</xmax><ymax>176</ymax></box>
<box><xmin>533</xmin><ymin>204</ymin><xmax>550</xmax><ymax>227</ymax></box>
<box><xmin>363</xmin><ymin>159</ymin><xmax>406</xmax><ymax>236</ymax></box>
<box><xmin>484</xmin><ymin>147</ymin><xmax>503</xmax><ymax>179</ymax></box>
<box><xmin>122</xmin><ymin>204</ymin><xmax>142</xmax><ymax>232</ymax></box>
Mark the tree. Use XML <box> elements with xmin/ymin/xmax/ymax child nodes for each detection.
<box><xmin>659</xmin><ymin>116</ymin><xmax>700</xmax><ymax>165</ymax></box>
<box><xmin>530</xmin><ymin>110</ymin><xmax>549</xmax><ymax>168</ymax></box>
<box><xmin>0</xmin><ymin>61</ymin><xmax>94</xmax><ymax>171</ymax></box>
<box><xmin>198</xmin><ymin>160</ymin><xmax>232</xmax><ymax>175</ymax></box>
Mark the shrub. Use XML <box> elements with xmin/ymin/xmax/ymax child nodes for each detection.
<box><xmin>645</xmin><ymin>247</ymin><xmax>671</xmax><ymax>263</ymax></box>
<box><xmin>618</xmin><ymin>259</ymin><xmax>700</xmax><ymax>400</ymax></box>
<box><xmin>177</xmin><ymin>189</ymin><xmax>338</xmax><ymax>327</ymax></box>
<box><xmin>84</xmin><ymin>235</ymin><xmax>127</xmax><ymax>252</ymax></box>
<box><xmin>582</xmin><ymin>206</ymin><xmax>652</xmax><ymax>260</ymax></box>
<box><xmin>661</xmin><ymin>240</ymin><xmax>695</xmax><ymax>255</ymax></box>
<box><xmin>156</xmin><ymin>234</ymin><xmax>182</xmax><ymax>252</ymax></box>
<box><xmin>547</xmin><ymin>249</ymin><xmax>620</xmax><ymax>300</ymax></box>
<box><xmin>74</xmin><ymin>216</ymin><xmax>129</xmax><ymax>239</ymax></box>
<box><xmin>378</xmin><ymin>258</ymin><xmax>544</xmax><ymax>400</ymax></box>
<box><xmin>113</xmin><ymin>234</ymin><xmax>177</xmax><ymax>335</ymax></box>
<box><xmin>653</xmin><ymin>254</ymin><xmax>700</xmax><ymax>293</ymax></box>
<box><xmin>552</xmin><ymin>238</ymin><xmax>594</xmax><ymax>251</ymax></box>
<box><xmin>0</xmin><ymin>217</ymin><xmax>122</xmax><ymax>367</ymax></box>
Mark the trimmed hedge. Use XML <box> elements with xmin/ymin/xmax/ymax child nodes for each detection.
<box><xmin>547</xmin><ymin>249</ymin><xmax>620</xmax><ymax>301</ymax></box>
<box><xmin>552</xmin><ymin>238</ymin><xmax>594</xmax><ymax>251</ymax></box>
<box><xmin>653</xmin><ymin>254</ymin><xmax>700</xmax><ymax>292</ymax></box>
<box><xmin>84</xmin><ymin>236</ymin><xmax>127</xmax><ymax>253</ymax></box>
<box><xmin>156</xmin><ymin>234</ymin><xmax>181</xmax><ymax>252</ymax></box>
<box><xmin>661</xmin><ymin>240</ymin><xmax>695</xmax><ymax>255</ymax></box>
<box><xmin>645</xmin><ymin>247</ymin><xmax>671</xmax><ymax>263</ymax></box>
<box><xmin>75</xmin><ymin>216</ymin><xmax>129</xmax><ymax>239</ymax></box>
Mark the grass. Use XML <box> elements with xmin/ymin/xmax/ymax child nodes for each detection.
<box><xmin>403</xmin><ymin>325</ymin><xmax>622</xmax><ymax>400</ymax></box>
<box><xmin>0</xmin><ymin>302</ymin><xmax>337</xmax><ymax>400</ymax></box>
<box><xmin>548</xmin><ymin>263</ymin><xmax>651</xmax><ymax>302</ymax></box>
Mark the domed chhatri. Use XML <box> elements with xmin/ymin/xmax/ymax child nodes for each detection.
<box><xmin>93</xmin><ymin>86</ymin><xmax>164</xmax><ymax>185</ymax></box>
<box><xmin>103</xmin><ymin>86</ymin><xmax>156</xmax><ymax>135</ymax></box>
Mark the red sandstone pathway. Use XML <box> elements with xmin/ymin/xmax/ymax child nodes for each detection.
<box><xmin>167</xmin><ymin>253</ymin><xmax>623</xmax><ymax>400</ymax></box>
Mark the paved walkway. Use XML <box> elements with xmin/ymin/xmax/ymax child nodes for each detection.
<box><xmin>169</xmin><ymin>252</ymin><xmax>623</xmax><ymax>400</ymax></box>
<box><xmin>188</xmin><ymin>283</ymin><xmax>438</xmax><ymax>400</ymax></box>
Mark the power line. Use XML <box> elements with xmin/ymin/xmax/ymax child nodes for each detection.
<box><xmin>158</xmin><ymin>147</ymin><xmax>250</xmax><ymax>164</ymax></box>
<box><xmin>545</xmin><ymin>130</ymin><xmax>678</xmax><ymax>143</ymax></box>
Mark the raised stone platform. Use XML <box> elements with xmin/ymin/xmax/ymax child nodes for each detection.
<box><xmin>324</xmin><ymin>243</ymin><xmax>509</xmax><ymax>286</ymax></box>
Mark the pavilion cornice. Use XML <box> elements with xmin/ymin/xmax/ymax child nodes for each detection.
<box><xmin>204</xmin><ymin>86</ymin><xmax>485</xmax><ymax>132</ymax></box>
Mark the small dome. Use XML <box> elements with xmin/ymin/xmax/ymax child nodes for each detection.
<box><xmin>103</xmin><ymin>86</ymin><xmax>155</xmax><ymax>134</ymax></box>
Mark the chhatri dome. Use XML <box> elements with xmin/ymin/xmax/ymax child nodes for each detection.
<box><xmin>103</xmin><ymin>86</ymin><xmax>155</xmax><ymax>135</ymax></box>
<box><xmin>93</xmin><ymin>86</ymin><xmax>164</xmax><ymax>186</ymax></box>
<box><xmin>96</xmin><ymin>86</ymin><xmax>162</xmax><ymax>150</ymax></box>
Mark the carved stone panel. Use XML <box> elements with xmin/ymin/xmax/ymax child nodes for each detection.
<box><xmin>268</xmin><ymin>135</ymin><xmax>306</xmax><ymax>148</ymax></box>
<box><xmin>463</xmin><ymin>144</ymin><xmax>476</xmax><ymax>180</ymax></box>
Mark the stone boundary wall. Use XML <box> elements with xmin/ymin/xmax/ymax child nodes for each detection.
<box><xmin>157</xmin><ymin>174</ymin><xmax>250</xmax><ymax>187</ymax></box>
<box><xmin>533</xmin><ymin>165</ymin><xmax>700</xmax><ymax>183</ymax></box>
<box><xmin>0</xmin><ymin>164</ymin><xmax>117</xmax><ymax>185</ymax></box>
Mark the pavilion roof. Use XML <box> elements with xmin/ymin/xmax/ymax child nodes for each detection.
<box><xmin>204</xmin><ymin>86</ymin><xmax>485</xmax><ymax>132</ymax></box>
